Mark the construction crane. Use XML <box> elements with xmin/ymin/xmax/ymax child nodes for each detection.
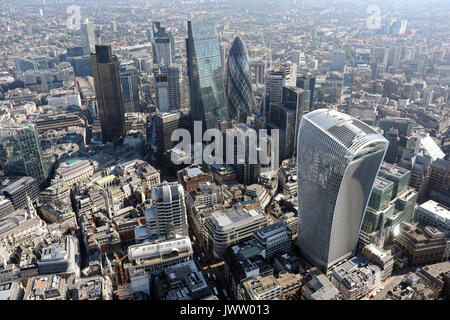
<box><xmin>113</xmin><ymin>252</ymin><xmax>129</xmax><ymax>286</ymax></box>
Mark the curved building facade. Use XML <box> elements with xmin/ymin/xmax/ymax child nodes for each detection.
<box><xmin>296</xmin><ymin>109</ymin><xmax>388</xmax><ymax>270</ymax></box>
<box><xmin>226</xmin><ymin>36</ymin><xmax>253</xmax><ymax>120</ymax></box>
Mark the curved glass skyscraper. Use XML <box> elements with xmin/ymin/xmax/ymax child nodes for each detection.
<box><xmin>186</xmin><ymin>20</ymin><xmax>227</xmax><ymax>130</ymax></box>
<box><xmin>226</xmin><ymin>36</ymin><xmax>253</xmax><ymax>120</ymax></box>
<box><xmin>296</xmin><ymin>109</ymin><xmax>388</xmax><ymax>270</ymax></box>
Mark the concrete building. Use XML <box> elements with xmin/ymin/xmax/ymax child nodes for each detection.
<box><xmin>242</xmin><ymin>275</ymin><xmax>282</xmax><ymax>300</ymax></box>
<box><xmin>163</xmin><ymin>260</ymin><xmax>212</xmax><ymax>300</ymax></box>
<box><xmin>331</xmin><ymin>245</ymin><xmax>393</xmax><ymax>300</ymax></box>
<box><xmin>24</xmin><ymin>275</ymin><xmax>68</xmax><ymax>300</ymax></box>
<box><xmin>0</xmin><ymin>177</ymin><xmax>39</xmax><ymax>210</ymax></box>
<box><xmin>204</xmin><ymin>207</ymin><xmax>268</xmax><ymax>258</ymax></box>
<box><xmin>302</xmin><ymin>268</ymin><xmax>341</xmax><ymax>300</ymax></box>
<box><xmin>253</xmin><ymin>222</ymin><xmax>293</xmax><ymax>260</ymax></box>
<box><xmin>151</xmin><ymin>182</ymin><xmax>188</xmax><ymax>237</ymax></box>
<box><xmin>37</xmin><ymin>235</ymin><xmax>78</xmax><ymax>277</ymax></box>
<box><xmin>245</xmin><ymin>184</ymin><xmax>271</xmax><ymax>210</ymax></box>
<box><xmin>395</xmin><ymin>222</ymin><xmax>447</xmax><ymax>266</ymax></box>
<box><xmin>125</xmin><ymin>236</ymin><xmax>193</xmax><ymax>275</ymax></box>
<box><xmin>414</xmin><ymin>200</ymin><xmax>449</xmax><ymax>235</ymax></box>
<box><xmin>74</xmin><ymin>276</ymin><xmax>113</xmax><ymax>300</ymax></box>
<box><xmin>177</xmin><ymin>165</ymin><xmax>212</xmax><ymax>192</ymax></box>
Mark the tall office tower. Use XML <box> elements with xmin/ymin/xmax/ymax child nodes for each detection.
<box><xmin>226</xmin><ymin>36</ymin><xmax>253</xmax><ymax>120</ymax></box>
<box><xmin>388</xmin><ymin>46</ymin><xmax>401</xmax><ymax>68</ymax></box>
<box><xmin>120</xmin><ymin>67</ymin><xmax>140</xmax><ymax>113</ymax></box>
<box><xmin>81</xmin><ymin>21</ymin><xmax>96</xmax><ymax>55</ymax></box>
<box><xmin>155</xmin><ymin>74</ymin><xmax>169</xmax><ymax>112</ymax></box>
<box><xmin>91</xmin><ymin>45</ymin><xmax>126</xmax><ymax>144</ymax></box>
<box><xmin>159</xmin><ymin>65</ymin><xmax>182</xmax><ymax>110</ymax></box>
<box><xmin>150</xmin><ymin>22</ymin><xmax>174</xmax><ymax>66</ymax></box>
<box><xmin>296</xmin><ymin>75</ymin><xmax>316</xmax><ymax>112</ymax></box>
<box><xmin>282</xmin><ymin>86</ymin><xmax>305</xmax><ymax>156</ymax></box>
<box><xmin>296</xmin><ymin>109</ymin><xmax>388</xmax><ymax>270</ymax></box>
<box><xmin>151</xmin><ymin>181</ymin><xmax>188</xmax><ymax>237</ymax></box>
<box><xmin>266</xmin><ymin>86</ymin><xmax>304</xmax><ymax>161</ymax></box>
<box><xmin>186</xmin><ymin>20</ymin><xmax>227</xmax><ymax>130</ymax></box>
<box><xmin>0</xmin><ymin>123</ymin><xmax>48</xmax><ymax>184</ymax></box>
<box><xmin>152</xmin><ymin>111</ymin><xmax>181</xmax><ymax>154</ymax></box>
<box><xmin>252</xmin><ymin>60</ymin><xmax>265</xmax><ymax>85</ymax></box>
<box><xmin>264</xmin><ymin>70</ymin><xmax>284</xmax><ymax>120</ymax></box>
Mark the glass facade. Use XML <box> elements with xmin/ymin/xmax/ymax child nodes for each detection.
<box><xmin>226</xmin><ymin>36</ymin><xmax>253</xmax><ymax>120</ymax></box>
<box><xmin>186</xmin><ymin>20</ymin><xmax>227</xmax><ymax>130</ymax></box>
<box><xmin>0</xmin><ymin>122</ymin><xmax>48</xmax><ymax>184</ymax></box>
<box><xmin>296</xmin><ymin>109</ymin><xmax>388</xmax><ymax>270</ymax></box>
<box><xmin>91</xmin><ymin>45</ymin><xmax>126</xmax><ymax>144</ymax></box>
<box><xmin>120</xmin><ymin>67</ymin><xmax>140</xmax><ymax>113</ymax></box>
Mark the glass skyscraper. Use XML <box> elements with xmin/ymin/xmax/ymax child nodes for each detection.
<box><xmin>91</xmin><ymin>45</ymin><xmax>126</xmax><ymax>144</ymax></box>
<box><xmin>186</xmin><ymin>20</ymin><xmax>227</xmax><ymax>130</ymax></box>
<box><xmin>296</xmin><ymin>109</ymin><xmax>388</xmax><ymax>270</ymax></box>
<box><xmin>150</xmin><ymin>22</ymin><xmax>175</xmax><ymax>66</ymax></box>
<box><xmin>81</xmin><ymin>21</ymin><xmax>96</xmax><ymax>55</ymax></box>
<box><xmin>0</xmin><ymin>122</ymin><xmax>48</xmax><ymax>184</ymax></box>
<box><xmin>226</xmin><ymin>36</ymin><xmax>253</xmax><ymax>120</ymax></box>
<box><xmin>120</xmin><ymin>65</ymin><xmax>141</xmax><ymax>113</ymax></box>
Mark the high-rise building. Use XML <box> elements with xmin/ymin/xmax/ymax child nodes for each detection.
<box><xmin>264</xmin><ymin>70</ymin><xmax>284</xmax><ymax>120</ymax></box>
<box><xmin>429</xmin><ymin>159</ymin><xmax>450</xmax><ymax>206</ymax></box>
<box><xmin>226</xmin><ymin>36</ymin><xmax>253</xmax><ymax>120</ymax></box>
<box><xmin>151</xmin><ymin>182</ymin><xmax>188</xmax><ymax>237</ymax></box>
<box><xmin>296</xmin><ymin>75</ymin><xmax>316</xmax><ymax>112</ymax></box>
<box><xmin>151</xmin><ymin>112</ymin><xmax>181</xmax><ymax>154</ymax></box>
<box><xmin>91</xmin><ymin>45</ymin><xmax>126</xmax><ymax>144</ymax></box>
<box><xmin>81</xmin><ymin>21</ymin><xmax>96</xmax><ymax>56</ymax></box>
<box><xmin>296</xmin><ymin>109</ymin><xmax>388</xmax><ymax>270</ymax></box>
<box><xmin>156</xmin><ymin>65</ymin><xmax>182</xmax><ymax>111</ymax></box>
<box><xmin>150</xmin><ymin>22</ymin><xmax>174</xmax><ymax>66</ymax></box>
<box><xmin>120</xmin><ymin>66</ymin><xmax>140</xmax><ymax>113</ymax></box>
<box><xmin>267</xmin><ymin>87</ymin><xmax>304</xmax><ymax>161</ymax></box>
<box><xmin>252</xmin><ymin>60</ymin><xmax>265</xmax><ymax>85</ymax></box>
<box><xmin>155</xmin><ymin>74</ymin><xmax>169</xmax><ymax>112</ymax></box>
<box><xmin>186</xmin><ymin>20</ymin><xmax>227</xmax><ymax>130</ymax></box>
<box><xmin>0</xmin><ymin>123</ymin><xmax>48</xmax><ymax>184</ymax></box>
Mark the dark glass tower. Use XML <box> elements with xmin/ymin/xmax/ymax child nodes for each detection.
<box><xmin>226</xmin><ymin>36</ymin><xmax>253</xmax><ymax>120</ymax></box>
<box><xmin>186</xmin><ymin>20</ymin><xmax>227</xmax><ymax>130</ymax></box>
<box><xmin>91</xmin><ymin>45</ymin><xmax>126</xmax><ymax>144</ymax></box>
